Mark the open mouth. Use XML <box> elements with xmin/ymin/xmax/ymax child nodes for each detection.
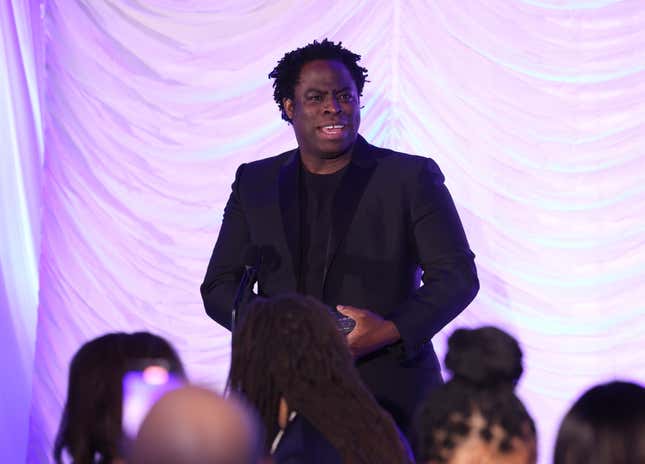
<box><xmin>320</xmin><ymin>124</ymin><xmax>346</xmax><ymax>136</ymax></box>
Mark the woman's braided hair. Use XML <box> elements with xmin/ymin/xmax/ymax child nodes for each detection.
<box><xmin>228</xmin><ymin>294</ymin><xmax>411</xmax><ymax>464</ymax></box>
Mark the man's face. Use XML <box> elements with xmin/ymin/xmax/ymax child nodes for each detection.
<box><xmin>283</xmin><ymin>59</ymin><xmax>361</xmax><ymax>160</ymax></box>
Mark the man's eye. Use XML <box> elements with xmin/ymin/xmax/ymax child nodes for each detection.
<box><xmin>307</xmin><ymin>95</ymin><xmax>322</xmax><ymax>102</ymax></box>
<box><xmin>338</xmin><ymin>94</ymin><xmax>355</xmax><ymax>102</ymax></box>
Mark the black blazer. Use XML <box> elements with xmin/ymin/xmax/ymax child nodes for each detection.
<box><xmin>201</xmin><ymin>135</ymin><xmax>479</xmax><ymax>431</ymax></box>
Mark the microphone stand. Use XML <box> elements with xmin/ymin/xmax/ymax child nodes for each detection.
<box><xmin>231</xmin><ymin>264</ymin><xmax>258</xmax><ymax>335</ymax></box>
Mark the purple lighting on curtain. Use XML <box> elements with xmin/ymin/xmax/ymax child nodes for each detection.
<box><xmin>0</xmin><ymin>0</ymin><xmax>45</xmax><ymax>462</ymax></box>
<box><xmin>16</xmin><ymin>1</ymin><xmax>645</xmax><ymax>463</ymax></box>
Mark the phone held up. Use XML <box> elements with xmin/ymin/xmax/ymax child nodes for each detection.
<box><xmin>122</xmin><ymin>359</ymin><xmax>185</xmax><ymax>441</ymax></box>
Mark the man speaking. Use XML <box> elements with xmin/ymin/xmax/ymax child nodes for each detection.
<box><xmin>201</xmin><ymin>39</ymin><xmax>479</xmax><ymax>434</ymax></box>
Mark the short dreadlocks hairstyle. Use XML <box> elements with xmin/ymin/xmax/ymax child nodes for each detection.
<box><xmin>412</xmin><ymin>327</ymin><xmax>537</xmax><ymax>464</ymax></box>
<box><xmin>268</xmin><ymin>38</ymin><xmax>369</xmax><ymax>122</ymax></box>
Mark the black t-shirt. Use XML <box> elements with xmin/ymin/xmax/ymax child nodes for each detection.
<box><xmin>298</xmin><ymin>163</ymin><xmax>348</xmax><ymax>300</ymax></box>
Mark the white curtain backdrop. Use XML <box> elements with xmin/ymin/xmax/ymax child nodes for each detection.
<box><xmin>0</xmin><ymin>0</ymin><xmax>43</xmax><ymax>462</ymax></box>
<box><xmin>3</xmin><ymin>1</ymin><xmax>642</xmax><ymax>462</ymax></box>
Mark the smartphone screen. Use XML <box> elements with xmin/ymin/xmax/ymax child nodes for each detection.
<box><xmin>122</xmin><ymin>360</ymin><xmax>184</xmax><ymax>440</ymax></box>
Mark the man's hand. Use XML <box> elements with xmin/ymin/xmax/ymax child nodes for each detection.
<box><xmin>337</xmin><ymin>305</ymin><xmax>401</xmax><ymax>359</ymax></box>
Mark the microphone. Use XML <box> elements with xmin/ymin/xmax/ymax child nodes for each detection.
<box><xmin>242</xmin><ymin>245</ymin><xmax>260</xmax><ymax>272</ymax></box>
<box><xmin>231</xmin><ymin>245</ymin><xmax>260</xmax><ymax>333</ymax></box>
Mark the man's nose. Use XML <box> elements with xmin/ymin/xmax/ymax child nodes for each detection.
<box><xmin>323</xmin><ymin>95</ymin><xmax>342</xmax><ymax>113</ymax></box>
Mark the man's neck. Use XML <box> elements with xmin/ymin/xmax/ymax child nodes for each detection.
<box><xmin>300</xmin><ymin>148</ymin><xmax>353</xmax><ymax>175</ymax></box>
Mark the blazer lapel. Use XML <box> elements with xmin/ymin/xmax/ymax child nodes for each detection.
<box><xmin>322</xmin><ymin>136</ymin><xmax>377</xmax><ymax>290</ymax></box>
<box><xmin>278</xmin><ymin>149</ymin><xmax>301</xmax><ymax>283</ymax></box>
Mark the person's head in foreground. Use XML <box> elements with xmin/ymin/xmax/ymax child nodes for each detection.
<box><xmin>228</xmin><ymin>293</ymin><xmax>412</xmax><ymax>464</ymax></box>
<box><xmin>54</xmin><ymin>331</ymin><xmax>186</xmax><ymax>464</ymax></box>
<box><xmin>413</xmin><ymin>326</ymin><xmax>536</xmax><ymax>464</ymax></box>
<box><xmin>554</xmin><ymin>380</ymin><xmax>645</xmax><ymax>464</ymax></box>
<box><xmin>130</xmin><ymin>385</ymin><xmax>263</xmax><ymax>464</ymax></box>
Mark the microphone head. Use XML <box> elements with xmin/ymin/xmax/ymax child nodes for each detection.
<box><xmin>242</xmin><ymin>245</ymin><xmax>260</xmax><ymax>268</ymax></box>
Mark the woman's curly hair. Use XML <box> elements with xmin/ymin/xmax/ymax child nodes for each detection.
<box><xmin>413</xmin><ymin>326</ymin><xmax>536</xmax><ymax>463</ymax></box>
<box><xmin>227</xmin><ymin>294</ymin><xmax>411</xmax><ymax>464</ymax></box>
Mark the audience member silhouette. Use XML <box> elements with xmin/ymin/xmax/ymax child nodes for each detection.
<box><xmin>554</xmin><ymin>380</ymin><xmax>645</xmax><ymax>464</ymax></box>
<box><xmin>130</xmin><ymin>385</ymin><xmax>263</xmax><ymax>464</ymax></box>
<box><xmin>54</xmin><ymin>331</ymin><xmax>185</xmax><ymax>464</ymax></box>
<box><xmin>413</xmin><ymin>326</ymin><xmax>536</xmax><ymax>464</ymax></box>
<box><xmin>228</xmin><ymin>293</ymin><xmax>413</xmax><ymax>464</ymax></box>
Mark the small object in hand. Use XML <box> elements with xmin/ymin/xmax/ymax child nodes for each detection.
<box><xmin>333</xmin><ymin>310</ymin><xmax>356</xmax><ymax>335</ymax></box>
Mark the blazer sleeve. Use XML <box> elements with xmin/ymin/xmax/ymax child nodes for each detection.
<box><xmin>200</xmin><ymin>164</ymin><xmax>250</xmax><ymax>330</ymax></box>
<box><xmin>387</xmin><ymin>158</ymin><xmax>479</xmax><ymax>357</ymax></box>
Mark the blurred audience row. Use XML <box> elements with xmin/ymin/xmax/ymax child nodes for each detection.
<box><xmin>54</xmin><ymin>294</ymin><xmax>645</xmax><ymax>464</ymax></box>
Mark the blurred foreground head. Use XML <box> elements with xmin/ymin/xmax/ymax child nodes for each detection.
<box><xmin>131</xmin><ymin>386</ymin><xmax>262</xmax><ymax>464</ymax></box>
<box><xmin>54</xmin><ymin>331</ymin><xmax>185</xmax><ymax>464</ymax></box>
<box><xmin>228</xmin><ymin>293</ymin><xmax>412</xmax><ymax>464</ymax></box>
<box><xmin>413</xmin><ymin>326</ymin><xmax>536</xmax><ymax>464</ymax></box>
<box><xmin>554</xmin><ymin>380</ymin><xmax>645</xmax><ymax>464</ymax></box>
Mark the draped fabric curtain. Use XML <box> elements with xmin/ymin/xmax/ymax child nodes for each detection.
<box><xmin>0</xmin><ymin>0</ymin><xmax>44</xmax><ymax>462</ymax></box>
<box><xmin>0</xmin><ymin>1</ymin><xmax>642</xmax><ymax>463</ymax></box>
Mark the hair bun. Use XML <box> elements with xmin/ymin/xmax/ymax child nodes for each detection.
<box><xmin>445</xmin><ymin>326</ymin><xmax>523</xmax><ymax>388</ymax></box>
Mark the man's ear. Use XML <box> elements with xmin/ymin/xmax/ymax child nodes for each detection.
<box><xmin>283</xmin><ymin>97</ymin><xmax>294</xmax><ymax>121</ymax></box>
